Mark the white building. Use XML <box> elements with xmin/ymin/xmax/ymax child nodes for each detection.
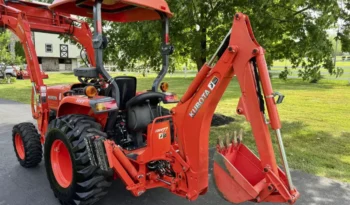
<box><xmin>10</xmin><ymin>31</ymin><xmax>82</xmax><ymax>71</ymax></box>
<box><xmin>33</xmin><ymin>32</ymin><xmax>81</xmax><ymax>71</ymax></box>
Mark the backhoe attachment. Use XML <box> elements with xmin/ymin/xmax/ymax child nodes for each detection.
<box><xmin>214</xmin><ymin>133</ymin><xmax>299</xmax><ymax>204</ymax></box>
<box><xmin>209</xmin><ymin>14</ymin><xmax>299</xmax><ymax>204</ymax></box>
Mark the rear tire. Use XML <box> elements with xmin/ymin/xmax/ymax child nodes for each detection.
<box><xmin>12</xmin><ymin>123</ymin><xmax>42</xmax><ymax>168</ymax></box>
<box><xmin>45</xmin><ymin>114</ymin><xmax>112</xmax><ymax>205</ymax></box>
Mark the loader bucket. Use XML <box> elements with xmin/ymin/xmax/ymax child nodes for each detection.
<box><xmin>213</xmin><ymin>144</ymin><xmax>266</xmax><ymax>203</ymax></box>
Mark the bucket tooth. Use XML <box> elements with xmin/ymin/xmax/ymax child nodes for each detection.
<box><xmin>217</xmin><ymin>137</ymin><xmax>224</xmax><ymax>150</ymax></box>
<box><xmin>224</xmin><ymin>133</ymin><xmax>230</xmax><ymax>148</ymax></box>
<box><xmin>232</xmin><ymin>130</ymin><xmax>238</xmax><ymax>145</ymax></box>
<box><xmin>238</xmin><ymin>129</ymin><xmax>243</xmax><ymax>144</ymax></box>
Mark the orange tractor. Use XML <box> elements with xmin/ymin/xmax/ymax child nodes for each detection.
<box><xmin>10</xmin><ymin>0</ymin><xmax>300</xmax><ymax>205</ymax></box>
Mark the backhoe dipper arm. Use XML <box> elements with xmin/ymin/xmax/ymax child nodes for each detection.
<box><xmin>172</xmin><ymin>13</ymin><xmax>299</xmax><ymax>203</ymax></box>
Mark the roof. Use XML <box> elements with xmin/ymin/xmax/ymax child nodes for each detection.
<box><xmin>49</xmin><ymin>0</ymin><xmax>173</xmax><ymax>22</ymax></box>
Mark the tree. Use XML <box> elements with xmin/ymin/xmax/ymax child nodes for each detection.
<box><xmin>0</xmin><ymin>31</ymin><xmax>23</xmax><ymax>83</ymax></box>
<box><xmin>15</xmin><ymin>41</ymin><xmax>26</xmax><ymax>60</ymax></box>
<box><xmin>39</xmin><ymin>0</ymin><xmax>348</xmax><ymax>81</ymax></box>
<box><xmin>339</xmin><ymin>1</ymin><xmax>350</xmax><ymax>54</ymax></box>
<box><xmin>102</xmin><ymin>0</ymin><xmax>348</xmax><ymax>82</ymax></box>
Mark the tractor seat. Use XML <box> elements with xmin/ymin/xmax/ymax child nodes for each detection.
<box><xmin>74</xmin><ymin>67</ymin><xmax>98</xmax><ymax>78</ymax></box>
<box><xmin>106</xmin><ymin>76</ymin><xmax>137</xmax><ymax>110</ymax></box>
<box><xmin>126</xmin><ymin>92</ymin><xmax>165</xmax><ymax>108</ymax></box>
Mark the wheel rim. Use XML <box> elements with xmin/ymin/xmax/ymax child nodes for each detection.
<box><xmin>50</xmin><ymin>139</ymin><xmax>73</xmax><ymax>188</ymax></box>
<box><xmin>15</xmin><ymin>133</ymin><xmax>25</xmax><ymax>160</ymax></box>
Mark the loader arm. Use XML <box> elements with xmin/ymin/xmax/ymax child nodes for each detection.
<box><xmin>0</xmin><ymin>0</ymin><xmax>95</xmax><ymax>137</ymax></box>
<box><xmin>172</xmin><ymin>13</ymin><xmax>299</xmax><ymax>203</ymax></box>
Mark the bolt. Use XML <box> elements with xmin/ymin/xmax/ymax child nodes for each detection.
<box><xmin>137</xmin><ymin>175</ymin><xmax>144</xmax><ymax>179</ymax></box>
<box><xmin>252</xmin><ymin>48</ymin><xmax>259</xmax><ymax>55</ymax></box>
<box><xmin>235</xmin><ymin>14</ymin><xmax>240</xmax><ymax>20</ymax></box>
<box><xmin>228</xmin><ymin>46</ymin><xmax>235</xmax><ymax>53</ymax></box>
<box><xmin>263</xmin><ymin>167</ymin><xmax>269</xmax><ymax>172</ymax></box>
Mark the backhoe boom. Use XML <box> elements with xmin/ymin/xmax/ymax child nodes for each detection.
<box><xmin>172</xmin><ymin>13</ymin><xmax>299</xmax><ymax>203</ymax></box>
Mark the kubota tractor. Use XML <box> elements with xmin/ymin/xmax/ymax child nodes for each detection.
<box><xmin>11</xmin><ymin>0</ymin><xmax>300</xmax><ymax>205</ymax></box>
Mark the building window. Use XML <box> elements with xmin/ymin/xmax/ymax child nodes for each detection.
<box><xmin>59</xmin><ymin>58</ymin><xmax>72</xmax><ymax>64</ymax></box>
<box><xmin>60</xmin><ymin>44</ymin><xmax>69</xmax><ymax>58</ymax></box>
<box><xmin>45</xmin><ymin>44</ymin><xmax>53</xmax><ymax>53</ymax></box>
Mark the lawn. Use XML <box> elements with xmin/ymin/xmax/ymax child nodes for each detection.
<box><xmin>1</xmin><ymin>73</ymin><xmax>350</xmax><ymax>182</ymax></box>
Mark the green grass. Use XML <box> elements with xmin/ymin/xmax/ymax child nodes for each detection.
<box><xmin>1</xmin><ymin>73</ymin><xmax>350</xmax><ymax>182</ymax></box>
<box><xmin>273</xmin><ymin>57</ymin><xmax>350</xmax><ymax>67</ymax></box>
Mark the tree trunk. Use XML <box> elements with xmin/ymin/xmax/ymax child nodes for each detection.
<box><xmin>196</xmin><ymin>27</ymin><xmax>207</xmax><ymax>71</ymax></box>
<box><xmin>0</xmin><ymin>67</ymin><xmax>5</xmax><ymax>79</ymax></box>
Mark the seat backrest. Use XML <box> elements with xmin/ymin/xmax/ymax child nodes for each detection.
<box><xmin>114</xmin><ymin>76</ymin><xmax>137</xmax><ymax>110</ymax></box>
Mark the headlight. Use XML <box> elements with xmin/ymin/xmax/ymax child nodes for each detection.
<box><xmin>84</xmin><ymin>86</ymin><xmax>98</xmax><ymax>98</ymax></box>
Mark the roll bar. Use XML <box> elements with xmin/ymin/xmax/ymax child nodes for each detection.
<box><xmin>92</xmin><ymin>0</ymin><xmax>120</xmax><ymax>106</ymax></box>
<box><xmin>91</xmin><ymin>0</ymin><xmax>173</xmax><ymax>97</ymax></box>
<box><xmin>151</xmin><ymin>12</ymin><xmax>174</xmax><ymax>92</ymax></box>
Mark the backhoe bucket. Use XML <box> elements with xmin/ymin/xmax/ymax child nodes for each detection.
<box><xmin>213</xmin><ymin>143</ymin><xmax>265</xmax><ymax>203</ymax></box>
<box><xmin>213</xmin><ymin>142</ymin><xmax>299</xmax><ymax>204</ymax></box>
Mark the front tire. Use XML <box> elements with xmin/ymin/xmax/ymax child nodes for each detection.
<box><xmin>45</xmin><ymin>115</ymin><xmax>111</xmax><ymax>205</ymax></box>
<box><xmin>12</xmin><ymin>123</ymin><xmax>42</xmax><ymax>168</ymax></box>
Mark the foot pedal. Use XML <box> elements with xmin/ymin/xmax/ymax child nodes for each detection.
<box><xmin>85</xmin><ymin>136</ymin><xmax>110</xmax><ymax>171</ymax></box>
